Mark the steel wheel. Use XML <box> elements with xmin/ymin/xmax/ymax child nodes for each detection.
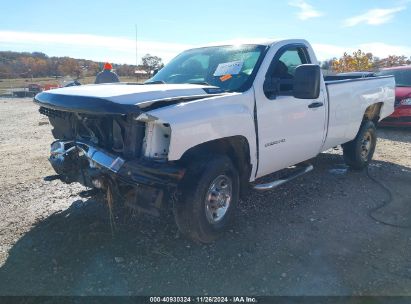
<box><xmin>343</xmin><ymin>120</ymin><xmax>377</xmax><ymax>170</ymax></box>
<box><xmin>174</xmin><ymin>155</ymin><xmax>239</xmax><ymax>243</ymax></box>
<box><xmin>204</xmin><ymin>174</ymin><xmax>232</xmax><ymax>224</ymax></box>
<box><xmin>360</xmin><ymin>131</ymin><xmax>372</xmax><ymax>161</ymax></box>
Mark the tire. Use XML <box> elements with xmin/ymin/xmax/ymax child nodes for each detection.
<box><xmin>342</xmin><ymin>120</ymin><xmax>377</xmax><ymax>170</ymax></box>
<box><xmin>174</xmin><ymin>155</ymin><xmax>239</xmax><ymax>243</ymax></box>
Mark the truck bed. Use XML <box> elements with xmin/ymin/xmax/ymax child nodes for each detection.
<box><xmin>321</xmin><ymin>75</ymin><xmax>395</xmax><ymax>151</ymax></box>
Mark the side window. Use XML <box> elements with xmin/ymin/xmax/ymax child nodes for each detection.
<box><xmin>270</xmin><ymin>47</ymin><xmax>311</xmax><ymax>95</ymax></box>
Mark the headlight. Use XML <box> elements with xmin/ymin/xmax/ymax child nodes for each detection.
<box><xmin>400</xmin><ymin>98</ymin><xmax>411</xmax><ymax>106</ymax></box>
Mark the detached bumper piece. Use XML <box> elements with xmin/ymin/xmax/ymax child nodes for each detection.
<box><xmin>117</xmin><ymin>160</ymin><xmax>184</xmax><ymax>188</ymax></box>
<box><xmin>49</xmin><ymin>140</ymin><xmax>184</xmax><ymax>188</ymax></box>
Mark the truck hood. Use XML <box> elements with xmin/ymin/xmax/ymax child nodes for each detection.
<box><xmin>34</xmin><ymin>83</ymin><xmax>227</xmax><ymax>115</ymax></box>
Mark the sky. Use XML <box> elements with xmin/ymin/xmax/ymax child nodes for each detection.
<box><xmin>0</xmin><ymin>0</ymin><xmax>410</xmax><ymax>64</ymax></box>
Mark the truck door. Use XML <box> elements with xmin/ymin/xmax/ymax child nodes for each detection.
<box><xmin>254</xmin><ymin>44</ymin><xmax>327</xmax><ymax>178</ymax></box>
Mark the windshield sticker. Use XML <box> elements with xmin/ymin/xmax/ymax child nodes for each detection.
<box><xmin>220</xmin><ymin>74</ymin><xmax>232</xmax><ymax>82</ymax></box>
<box><xmin>213</xmin><ymin>61</ymin><xmax>244</xmax><ymax>77</ymax></box>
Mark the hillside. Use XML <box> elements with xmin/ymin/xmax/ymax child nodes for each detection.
<box><xmin>0</xmin><ymin>51</ymin><xmax>139</xmax><ymax>79</ymax></box>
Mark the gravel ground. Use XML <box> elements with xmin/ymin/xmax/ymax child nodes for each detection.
<box><xmin>0</xmin><ymin>98</ymin><xmax>410</xmax><ymax>296</ymax></box>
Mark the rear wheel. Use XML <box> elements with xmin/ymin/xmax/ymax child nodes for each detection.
<box><xmin>174</xmin><ymin>155</ymin><xmax>239</xmax><ymax>243</ymax></box>
<box><xmin>342</xmin><ymin>120</ymin><xmax>377</xmax><ymax>170</ymax></box>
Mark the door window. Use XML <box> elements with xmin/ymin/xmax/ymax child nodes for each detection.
<box><xmin>269</xmin><ymin>47</ymin><xmax>311</xmax><ymax>95</ymax></box>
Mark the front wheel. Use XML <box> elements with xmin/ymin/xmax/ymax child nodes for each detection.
<box><xmin>173</xmin><ymin>155</ymin><xmax>239</xmax><ymax>243</ymax></box>
<box><xmin>342</xmin><ymin>120</ymin><xmax>377</xmax><ymax>170</ymax></box>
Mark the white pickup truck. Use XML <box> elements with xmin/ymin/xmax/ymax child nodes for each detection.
<box><xmin>34</xmin><ymin>39</ymin><xmax>395</xmax><ymax>242</ymax></box>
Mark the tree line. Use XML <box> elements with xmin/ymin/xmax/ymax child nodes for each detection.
<box><xmin>321</xmin><ymin>50</ymin><xmax>411</xmax><ymax>73</ymax></box>
<box><xmin>0</xmin><ymin>51</ymin><xmax>164</xmax><ymax>79</ymax></box>
<box><xmin>1</xmin><ymin>49</ymin><xmax>409</xmax><ymax>78</ymax></box>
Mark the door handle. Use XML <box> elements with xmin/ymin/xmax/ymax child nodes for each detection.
<box><xmin>308</xmin><ymin>102</ymin><xmax>324</xmax><ymax>108</ymax></box>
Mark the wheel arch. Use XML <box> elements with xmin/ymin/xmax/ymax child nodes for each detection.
<box><xmin>178</xmin><ymin>135</ymin><xmax>252</xmax><ymax>197</ymax></box>
<box><xmin>363</xmin><ymin>102</ymin><xmax>383</xmax><ymax>124</ymax></box>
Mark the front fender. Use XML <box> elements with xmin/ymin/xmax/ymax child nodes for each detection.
<box><xmin>147</xmin><ymin>91</ymin><xmax>257</xmax><ymax>174</ymax></box>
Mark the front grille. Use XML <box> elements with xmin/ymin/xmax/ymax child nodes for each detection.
<box><xmin>40</xmin><ymin>106</ymin><xmax>145</xmax><ymax>159</ymax></box>
<box><xmin>39</xmin><ymin>106</ymin><xmax>67</xmax><ymax>119</ymax></box>
<box><xmin>75</xmin><ymin>114</ymin><xmax>145</xmax><ymax>159</ymax></box>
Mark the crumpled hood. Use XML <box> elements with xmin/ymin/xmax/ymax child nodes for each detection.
<box><xmin>34</xmin><ymin>83</ymin><xmax>227</xmax><ymax>115</ymax></box>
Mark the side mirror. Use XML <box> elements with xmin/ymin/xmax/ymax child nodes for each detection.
<box><xmin>293</xmin><ymin>64</ymin><xmax>321</xmax><ymax>99</ymax></box>
<box><xmin>263</xmin><ymin>76</ymin><xmax>279</xmax><ymax>98</ymax></box>
<box><xmin>152</xmin><ymin>69</ymin><xmax>159</xmax><ymax>76</ymax></box>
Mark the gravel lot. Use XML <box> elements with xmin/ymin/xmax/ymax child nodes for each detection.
<box><xmin>0</xmin><ymin>98</ymin><xmax>410</xmax><ymax>296</ymax></box>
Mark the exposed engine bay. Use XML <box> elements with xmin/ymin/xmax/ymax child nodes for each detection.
<box><xmin>39</xmin><ymin>106</ymin><xmax>183</xmax><ymax>216</ymax></box>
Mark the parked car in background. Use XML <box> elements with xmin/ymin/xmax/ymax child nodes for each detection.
<box><xmin>12</xmin><ymin>83</ymin><xmax>42</xmax><ymax>97</ymax></box>
<box><xmin>376</xmin><ymin>65</ymin><xmax>411</xmax><ymax>127</ymax></box>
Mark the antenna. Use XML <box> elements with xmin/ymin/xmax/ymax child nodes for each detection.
<box><xmin>135</xmin><ymin>24</ymin><xmax>138</xmax><ymax>69</ymax></box>
<box><xmin>138</xmin><ymin>24</ymin><xmax>141</xmax><ymax>82</ymax></box>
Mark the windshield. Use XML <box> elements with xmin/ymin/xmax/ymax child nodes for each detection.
<box><xmin>376</xmin><ymin>69</ymin><xmax>411</xmax><ymax>87</ymax></box>
<box><xmin>147</xmin><ymin>45</ymin><xmax>267</xmax><ymax>92</ymax></box>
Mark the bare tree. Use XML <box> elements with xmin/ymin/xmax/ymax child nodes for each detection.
<box><xmin>141</xmin><ymin>54</ymin><xmax>164</xmax><ymax>74</ymax></box>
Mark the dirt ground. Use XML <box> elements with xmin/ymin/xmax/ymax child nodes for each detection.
<box><xmin>0</xmin><ymin>98</ymin><xmax>410</xmax><ymax>296</ymax></box>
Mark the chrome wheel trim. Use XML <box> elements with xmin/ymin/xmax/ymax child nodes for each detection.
<box><xmin>204</xmin><ymin>174</ymin><xmax>232</xmax><ymax>224</ymax></box>
<box><xmin>360</xmin><ymin>131</ymin><xmax>372</xmax><ymax>161</ymax></box>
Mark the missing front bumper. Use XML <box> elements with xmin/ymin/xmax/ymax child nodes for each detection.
<box><xmin>49</xmin><ymin>140</ymin><xmax>184</xmax><ymax>188</ymax></box>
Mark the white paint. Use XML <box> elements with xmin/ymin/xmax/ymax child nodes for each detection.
<box><xmin>142</xmin><ymin>121</ymin><xmax>171</xmax><ymax>159</ymax></box>
<box><xmin>252</xmin><ymin>39</ymin><xmax>328</xmax><ymax>178</ymax></box>
<box><xmin>322</xmin><ymin>77</ymin><xmax>395</xmax><ymax>150</ymax></box>
<box><xmin>46</xmin><ymin>83</ymin><xmax>214</xmax><ymax>105</ymax></box>
<box><xmin>148</xmin><ymin>39</ymin><xmax>394</xmax><ymax>181</ymax></box>
<box><xmin>148</xmin><ymin>90</ymin><xmax>259</xmax><ymax>178</ymax></box>
<box><xmin>41</xmin><ymin>39</ymin><xmax>395</xmax><ymax>183</ymax></box>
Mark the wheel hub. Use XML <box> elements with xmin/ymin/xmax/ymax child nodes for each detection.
<box><xmin>360</xmin><ymin>131</ymin><xmax>372</xmax><ymax>160</ymax></box>
<box><xmin>205</xmin><ymin>175</ymin><xmax>232</xmax><ymax>224</ymax></box>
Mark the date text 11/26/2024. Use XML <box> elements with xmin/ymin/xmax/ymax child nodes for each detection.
<box><xmin>149</xmin><ymin>296</ymin><xmax>258</xmax><ymax>303</ymax></box>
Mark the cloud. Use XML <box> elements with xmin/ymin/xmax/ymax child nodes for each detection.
<box><xmin>0</xmin><ymin>31</ymin><xmax>192</xmax><ymax>64</ymax></box>
<box><xmin>343</xmin><ymin>6</ymin><xmax>406</xmax><ymax>27</ymax></box>
<box><xmin>289</xmin><ymin>0</ymin><xmax>323</xmax><ymax>20</ymax></box>
<box><xmin>1</xmin><ymin>31</ymin><xmax>410</xmax><ymax>64</ymax></box>
<box><xmin>358</xmin><ymin>42</ymin><xmax>411</xmax><ymax>59</ymax></box>
<box><xmin>311</xmin><ymin>43</ymin><xmax>346</xmax><ymax>60</ymax></box>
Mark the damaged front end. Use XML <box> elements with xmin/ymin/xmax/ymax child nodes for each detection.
<box><xmin>36</xmin><ymin>93</ymin><xmax>184</xmax><ymax>216</ymax></box>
